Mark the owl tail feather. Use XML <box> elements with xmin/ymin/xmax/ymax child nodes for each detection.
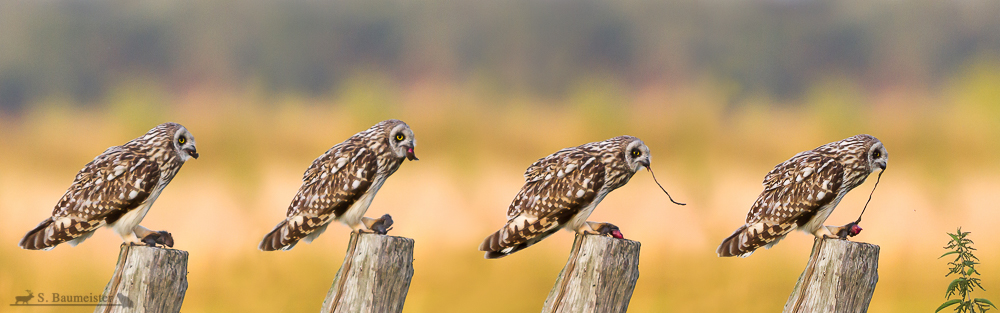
<box><xmin>479</xmin><ymin>227</ymin><xmax>537</xmax><ymax>259</ymax></box>
<box><xmin>259</xmin><ymin>220</ymin><xmax>297</xmax><ymax>251</ymax></box>
<box><xmin>717</xmin><ymin>225</ymin><xmax>757</xmax><ymax>258</ymax></box>
<box><xmin>479</xmin><ymin>225</ymin><xmax>561</xmax><ymax>259</ymax></box>
<box><xmin>19</xmin><ymin>218</ymin><xmax>59</xmax><ymax>250</ymax></box>
<box><xmin>479</xmin><ymin>228</ymin><xmax>516</xmax><ymax>259</ymax></box>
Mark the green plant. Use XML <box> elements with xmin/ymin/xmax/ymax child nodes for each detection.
<box><xmin>937</xmin><ymin>228</ymin><xmax>996</xmax><ymax>313</ymax></box>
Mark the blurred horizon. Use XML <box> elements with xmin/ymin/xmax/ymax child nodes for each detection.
<box><xmin>1</xmin><ymin>1</ymin><xmax>999</xmax><ymax>312</ymax></box>
<box><xmin>2</xmin><ymin>0</ymin><xmax>999</xmax><ymax>110</ymax></box>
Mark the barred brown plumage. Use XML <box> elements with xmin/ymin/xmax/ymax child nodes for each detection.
<box><xmin>479</xmin><ymin>135</ymin><xmax>672</xmax><ymax>259</ymax></box>
<box><xmin>717</xmin><ymin>134</ymin><xmax>888</xmax><ymax>257</ymax></box>
<box><xmin>259</xmin><ymin>119</ymin><xmax>417</xmax><ymax>251</ymax></box>
<box><xmin>19</xmin><ymin>122</ymin><xmax>199</xmax><ymax>250</ymax></box>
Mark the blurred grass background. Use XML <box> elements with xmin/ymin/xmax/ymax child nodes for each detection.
<box><xmin>1</xmin><ymin>0</ymin><xmax>999</xmax><ymax>312</ymax></box>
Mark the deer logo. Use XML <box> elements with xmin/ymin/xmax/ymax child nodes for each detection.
<box><xmin>14</xmin><ymin>290</ymin><xmax>34</xmax><ymax>305</ymax></box>
<box><xmin>116</xmin><ymin>293</ymin><xmax>134</xmax><ymax>308</ymax></box>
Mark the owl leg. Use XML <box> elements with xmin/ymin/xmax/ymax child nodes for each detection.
<box><xmin>574</xmin><ymin>222</ymin><xmax>598</xmax><ymax>235</ymax></box>
<box><xmin>583</xmin><ymin>221</ymin><xmax>625</xmax><ymax>239</ymax></box>
<box><xmin>353</xmin><ymin>214</ymin><xmax>394</xmax><ymax>235</ymax></box>
<box><xmin>120</xmin><ymin>232</ymin><xmax>144</xmax><ymax>246</ymax></box>
<box><xmin>132</xmin><ymin>225</ymin><xmax>174</xmax><ymax>248</ymax></box>
<box><xmin>811</xmin><ymin>226</ymin><xmax>838</xmax><ymax>239</ymax></box>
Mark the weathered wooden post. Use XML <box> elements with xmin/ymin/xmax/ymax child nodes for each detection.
<box><xmin>320</xmin><ymin>233</ymin><xmax>415</xmax><ymax>313</ymax></box>
<box><xmin>783</xmin><ymin>238</ymin><xmax>880</xmax><ymax>313</ymax></box>
<box><xmin>541</xmin><ymin>234</ymin><xmax>641</xmax><ymax>313</ymax></box>
<box><xmin>95</xmin><ymin>245</ymin><xmax>189</xmax><ymax>313</ymax></box>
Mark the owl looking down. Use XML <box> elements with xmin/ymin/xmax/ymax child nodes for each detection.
<box><xmin>19</xmin><ymin>122</ymin><xmax>199</xmax><ymax>250</ymax></box>
<box><xmin>479</xmin><ymin>136</ymin><xmax>673</xmax><ymax>259</ymax></box>
<box><xmin>259</xmin><ymin>119</ymin><xmax>417</xmax><ymax>251</ymax></box>
<box><xmin>717</xmin><ymin>134</ymin><xmax>888</xmax><ymax>258</ymax></box>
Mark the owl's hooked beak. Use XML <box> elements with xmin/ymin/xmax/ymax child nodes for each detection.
<box><xmin>185</xmin><ymin>147</ymin><xmax>199</xmax><ymax>159</ymax></box>
<box><xmin>404</xmin><ymin>145</ymin><xmax>418</xmax><ymax>161</ymax></box>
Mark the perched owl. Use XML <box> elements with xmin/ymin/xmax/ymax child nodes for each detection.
<box><xmin>19</xmin><ymin>122</ymin><xmax>199</xmax><ymax>250</ymax></box>
<box><xmin>259</xmin><ymin>119</ymin><xmax>417</xmax><ymax>251</ymax></box>
<box><xmin>717</xmin><ymin>134</ymin><xmax>888</xmax><ymax>257</ymax></box>
<box><xmin>479</xmin><ymin>136</ymin><xmax>659</xmax><ymax>259</ymax></box>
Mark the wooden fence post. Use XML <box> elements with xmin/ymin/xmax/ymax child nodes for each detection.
<box><xmin>320</xmin><ymin>232</ymin><xmax>415</xmax><ymax>313</ymax></box>
<box><xmin>541</xmin><ymin>234</ymin><xmax>641</xmax><ymax>313</ymax></box>
<box><xmin>783</xmin><ymin>238</ymin><xmax>880</xmax><ymax>313</ymax></box>
<box><xmin>95</xmin><ymin>245</ymin><xmax>189</xmax><ymax>313</ymax></box>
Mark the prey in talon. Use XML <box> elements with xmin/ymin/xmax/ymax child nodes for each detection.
<box><xmin>259</xmin><ymin>120</ymin><xmax>418</xmax><ymax>251</ymax></box>
<box><xmin>365</xmin><ymin>214</ymin><xmax>394</xmax><ymax>235</ymax></box>
<box><xmin>479</xmin><ymin>136</ymin><xmax>684</xmax><ymax>259</ymax></box>
<box><xmin>835</xmin><ymin>164</ymin><xmax>886</xmax><ymax>240</ymax></box>
<box><xmin>717</xmin><ymin>134</ymin><xmax>888</xmax><ymax>258</ymax></box>
<box><xmin>141</xmin><ymin>231</ymin><xmax>174</xmax><ymax>248</ymax></box>
<box><xmin>589</xmin><ymin>222</ymin><xmax>624</xmax><ymax>239</ymax></box>
<box><xmin>836</xmin><ymin>222</ymin><xmax>863</xmax><ymax>240</ymax></box>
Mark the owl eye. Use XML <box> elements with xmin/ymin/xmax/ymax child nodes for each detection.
<box><xmin>872</xmin><ymin>150</ymin><xmax>881</xmax><ymax>159</ymax></box>
<box><xmin>631</xmin><ymin>150</ymin><xmax>641</xmax><ymax>157</ymax></box>
<box><xmin>395</xmin><ymin>134</ymin><xmax>405</xmax><ymax>142</ymax></box>
<box><xmin>178</xmin><ymin>137</ymin><xmax>186</xmax><ymax>144</ymax></box>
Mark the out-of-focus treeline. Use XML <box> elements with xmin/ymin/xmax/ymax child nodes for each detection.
<box><xmin>1</xmin><ymin>0</ymin><xmax>998</xmax><ymax>110</ymax></box>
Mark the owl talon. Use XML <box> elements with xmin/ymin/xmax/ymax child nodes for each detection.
<box><xmin>141</xmin><ymin>231</ymin><xmax>174</xmax><ymax>248</ymax></box>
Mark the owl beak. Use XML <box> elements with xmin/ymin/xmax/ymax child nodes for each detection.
<box><xmin>185</xmin><ymin>148</ymin><xmax>199</xmax><ymax>159</ymax></box>
<box><xmin>404</xmin><ymin>145</ymin><xmax>418</xmax><ymax>161</ymax></box>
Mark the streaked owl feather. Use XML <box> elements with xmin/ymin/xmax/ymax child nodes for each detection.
<box><xmin>480</xmin><ymin>136</ymin><xmax>644</xmax><ymax>259</ymax></box>
<box><xmin>260</xmin><ymin>143</ymin><xmax>379</xmax><ymax>251</ymax></box>
<box><xmin>20</xmin><ymin>123</ymin><xmax>191</xmax><ymax>250</ymax></box>
<box><xmin>259</xmin><ymin>119</ymin><xmax>413</xmax><ymax>251</ymax></box>
<box><xmin>718</xmin><ymin>153</ymin><xmax>845</xmax><ymax>257</ymax></box>
<box><xmin>716</xmin><ymin>134</ymin><xmax>887</xmax><ymax>258</ymax></box>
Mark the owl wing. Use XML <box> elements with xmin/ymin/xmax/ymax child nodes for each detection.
<box><xmin>521</xmin><ymin>147</ymin><xmax>582</xmax><ymax>184</ymax></box>
<box><xmin>19</xmin><ymin>148</ymin><xmax>162</xmax><ymax>250</ymax></box>
<box><xmin>717</xmin><ymin>153</ymin><xmax>844</xmax><ymax>257</ymax></box>
<box><xmin>259</xmin><ymin>143</ymin><xmax>378</xmax><ymax>251</ymax></box>
<box><xmin>481</xmin><ymin>153</ymin><xmax>606</xmax><ymax>258</ymax></box>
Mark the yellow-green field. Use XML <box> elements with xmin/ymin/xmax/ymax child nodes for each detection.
<box><xmin>1</xmin><ymin>64</ymin><xmax>999</xmax><ymax>312</ymax></box>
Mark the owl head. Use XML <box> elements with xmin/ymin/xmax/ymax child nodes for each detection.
<box><xmin>860</xmin><ymin>134</ymin><xmax>888</xmax><ymax>172</ymax></box>
<box><xmin>164</xmin><ymin>123</ymin><xmax>199</xmax><ymax>161</ymax></box>
<box><xmin>380</xmin><ymin>119</ymin><xmax>418</xmax><ymax>161</ymax></box>
<box><xmin>830</xmin><ymin>134</ymin><xmax>887</xmax><ymax>174</ymax></box>
<box><xmin>622</xmin><ymin>136</ymin><xmax>651</xmax><ymax>173</ymax></box>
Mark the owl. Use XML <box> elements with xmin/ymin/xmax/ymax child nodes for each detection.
<box><xmin>19</xmin><ymin>122</ymin><xmax>199</xmax><ymax>250</ymax></box>
<box><xmin>479</xmin><ymin>136</ymin><xmax>658</xmax><ymax>259</ymax></box>
<box><xmin>717</xmin><ymin>134</ymin><xmax>888</xmax><ymax>257</ymax></box>
<box><xmin>259</xmin><ymin>119</ymin><xmax>417</xmax><ymax>251</ymax></box>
